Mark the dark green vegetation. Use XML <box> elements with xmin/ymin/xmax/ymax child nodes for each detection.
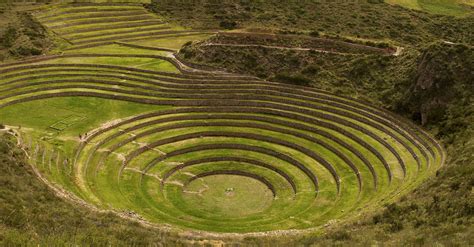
<box><xmin>0</xmin><ymin>0</ymin><xmax>473</xmax><ymax>245</ymax></box>
<box><xmin>148</xmin><ymin>0</ymin><xmax>473</xmax><ymax>44</ymax></box>
<box><xmin>0</xmin><ymin>6</ymin><xmax>54</xmax><ymax>61</ymax></box>
<box><xmin>180</xmin><ymin>34</ymin><xmax>473</xmax><ymax>127</ymax></box>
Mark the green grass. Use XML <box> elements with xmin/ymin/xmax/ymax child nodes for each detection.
<box><xmin>63</xmin><ymin>24</ymin><xmax>170</xmax><ymax>40</ymax></box>
<box><xmin>0</xmin><ymin>62</ymin><xmax>442</xmax><ymax>231</ymax></box>
<box><xmin>386</xmin><ymin>0</ymin><xmax>473</xmax><ymax>16</ymax></box>
<box><xmin>65</xmin><ymin>43</ymin><xmax>170</xmax><ymax>55</ymax></box>
<box><xmin>386</xmin><ymin>0</ymin><xmax>422</xmax><ymax>9</ymax></box>
<box><xmin>39</xmin><ymin>56</ymin><xmax>179</xmax><ymax>72</ymax></box>
<box><xmin>0</xmin><ymin>97</ymin><xmax>166</xmax><ymax>137</ymax></box>
<box><xmin>60</xmin><ymin>103</ymin><xmax>440</xmax><ymax>232</ymax></box>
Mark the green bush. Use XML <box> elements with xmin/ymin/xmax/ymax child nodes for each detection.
<box><xmin>10</xmin><ymin>45</ymin><xmax>42</xmax><ymax>56</ymax></box>
<box><xmin>220</xmin><ymin>20</ymin><xmax>237</xmax><ymax>29</ymax></box>
<box><xmin>272</xmin><ymin>72</ymin><xmax>312</xmax><ymax>86</ymax></box>
<box><xmin>309</xmin><ymin>30</ymin><xmax>320</xmax><ymax>37</ymax></box>
<box><xmin>330</xmin><ymin>231</ymin><xmax>351</xmax><ymax>241</ymax></box>
<box><xmin>302</xmin><ymin>65</ymin><xmax>321</xmax><ymax>75</ymax></box>
<box><xmin>2</xmin><ymin>26</ymin><xmax>17</xmax><ymax>48</ymax></box>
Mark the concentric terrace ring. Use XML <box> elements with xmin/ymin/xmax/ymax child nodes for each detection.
<box><xmin>0</xmin><ymin>55</ymin><xmax>444</xmax><ymax>233</ymax></box>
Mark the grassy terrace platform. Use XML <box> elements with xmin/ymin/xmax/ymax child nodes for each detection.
<box><xmin>385</xmin><ymin>0</ymin><xmax>473</xmax><ymax>16</ymax></box>
<box><xmin>0</xmin><ymin>3</ymin><xmax>445</xmax><ymax>234</ymax></box>
<box><xmin>32</xmin><ymin>3</ymin><xmax>212</xmax><ymax>49</ymax></box>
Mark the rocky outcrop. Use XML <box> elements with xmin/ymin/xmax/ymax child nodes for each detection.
<box><xmin>398</xmin><ymin>42</ymin><xmax>473</xmax><ymax>126</ymax></box>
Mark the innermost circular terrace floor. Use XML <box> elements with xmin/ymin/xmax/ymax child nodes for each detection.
<box><xmin>180</xmin><ymin>174</ymin><xmax>275</xmax><ymax>218</ymax></box>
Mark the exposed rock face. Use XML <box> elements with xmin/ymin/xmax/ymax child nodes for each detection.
<box><xmin>399</xmin><ymin>42</ymin><xmax>473</xmax><ymax>126</ymax></box>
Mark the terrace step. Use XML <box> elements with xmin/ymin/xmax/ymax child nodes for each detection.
<box><xmin>48</xmin><ymin>14</ymin><xmax>155</xmax><ymax>29</ymax></box>
<box><xmin>64</xmin><ymin>24</ymin><xmax>169</xmax><ymax>40</ymax></box>
<box><xmin>59</xmin><ymin>19</ymin><xmax>165</xmax><ymax>35</ymax></box>
<box><xmin>40</xmin><ymin>10</ymin><xmax>149</xmax><ymax>23</ymax></box>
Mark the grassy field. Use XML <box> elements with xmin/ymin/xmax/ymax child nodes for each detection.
<box><xmin>386</xmin><ymin>0</ymin><xmax>474</xmax><ymax>16</ymax></box>
<box><xmin>182</xmin><ymin>175</ymin><xmax>274</xmax><ymax>218</ymax></box>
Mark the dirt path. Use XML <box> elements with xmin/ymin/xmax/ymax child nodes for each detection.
<box><xmin>203</xmin><ymin>42</ymin><xmax>354</xmax><ymax>55</ymax></box>
<box><xmin>201</xmin><ymin>41</ymin><xmax>404</xmax><ymax>57</ymax></box>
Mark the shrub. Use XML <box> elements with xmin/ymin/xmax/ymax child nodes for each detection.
<box><xmin>10</xmin><ymin>45</ymin><xmax>42</xmax><ymax>56</ymax></box>
<box><xmin>302</xmin><ymin>65</ymin><xmax>320</xmax><ymax>75</ymax></box>
<box><xmin>309</xmin><ymin>31</ymin><xmax>320</xmax><ymax>37</ymax></box>
<box><xmin>376</xmin><ymin>42</ymin><xmax>390</xmax><ymax>48</ymax></box>
<box><xmin>272</xmin><ymin>72</ymin><xmax>312</xmax><ymax>86</ymax></box>
<box><xmin>220</xmin><ymin>20</ymin><xmax>237</xmax><ymax>30</ymax></box>
<box><xmin>388</xmin><ymin>221</ymin><xmax>404</xmax><ymax>232</ymax></box>
<box><xmin>368</xmin><ymin>0</ymin><xmax>385</xmax><ymax>4</ymax></box>
<box><xmin>2</xmin><ymin>26</ymin><xmax>17</xmax><ymax>48</ymax></box>
<box><xmin>330</xmin><ymin>231</ymin><xmax>351</xmax><ymax>241</ymax></box>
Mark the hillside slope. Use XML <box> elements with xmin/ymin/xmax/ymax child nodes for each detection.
<box><xmin>386</xmin><ymin>0</ymin><xmax>474</xmax><ymax>16</ymax></box>
<box><xmin>0</xmin><ymin>6</ymin><xmax>54</xmax><ymax>61</ymax></box>
<box><xmin>148</xmin><ymin>0</ymin><xmax>473</xmax><ymax>44</ymax></box>
<box><xmin>0</xmin><ymin>131</ymin><xmax>175</xmax><ymax>245</ymax></box>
